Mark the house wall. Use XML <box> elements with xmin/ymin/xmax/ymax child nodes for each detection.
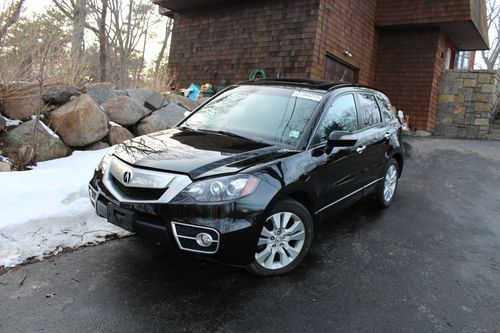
<box><xmin>310</xmin><ymin>0</ymin><xmax>379</xmax><ymax>85</ymax></box>
<box><xmin>435</xmin><ymin>70</ymin><xmax>500</xmax><ymax>139</ymax></box>
<box><xmin>167</xmin><ymin>0</ymin><xmax>320</xmax><ymax>88</ymax></box>
<box><xmin>374</xmin><ymin>28</ymin><xmax>447</xmax><ymax>131</ymax></box>
<box><xmin>376</xmin><ymin>0</ymin><xmax>472</xmax><ymax>26</ymax></box>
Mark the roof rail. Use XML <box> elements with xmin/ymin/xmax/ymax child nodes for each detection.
<box><xmin>237</xmin><ymin>78</ymin><xmax>353</xmax><ymax>90</ymax></box>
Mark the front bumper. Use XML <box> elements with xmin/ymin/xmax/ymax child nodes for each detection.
<box><xmin>89</xmin><ymin>169</ymin><xmax>278</xmax><ymax>266</ymax></box>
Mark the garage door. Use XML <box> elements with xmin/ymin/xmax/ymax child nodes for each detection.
<box><xmin>323</xmin><ymin>55</ymin><xmax>358</xmax><ymax>83</ymax></box>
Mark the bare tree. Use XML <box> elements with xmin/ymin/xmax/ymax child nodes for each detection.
<box><xmin>98</xmin><ymin>0</ymin><xmax>108</xmax><ymax>81</ymax></box>
<box><xmin>481</xmin><ymin>0</ymin><xmax>500</xmax><ymax>69</ymax></box>
<box><xmin>154</xmin><ymin>18</ymin><xmax>173</xmax><ymax>81</ymax></box>
<box><xmin>108</xmin><ymin>0</ymin><xmax>160</xmax><ymax>88</ymax></box>
<box><xmin>0</xmin><ymin>0</ymin><xmax>25</xmax><ymax>44</ymax></box>
<box><xmin>51</xmin><ymin>0</ymin><xmax>87</xmax><ymax>79</ymax></box>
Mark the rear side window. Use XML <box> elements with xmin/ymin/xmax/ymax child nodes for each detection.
<box><xmin>311</xmin><ymin>94</ymin><xmax>358</xmax><ymax>145</ymax></box>
<box><xmin>376</xmin><ymin>95</ymin><xmax>394</xmax><ymax>123</ymax></box>
<box><xmin>358</xmin><ymin>93</ymin><xmax>381</xmax><ymax>128</ymax></box>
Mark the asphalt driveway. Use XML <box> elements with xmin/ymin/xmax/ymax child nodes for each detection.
<box><xmin>1</xmin><ymin>137</ymin><xmax>499</xmax><ymax>332</ymax></box>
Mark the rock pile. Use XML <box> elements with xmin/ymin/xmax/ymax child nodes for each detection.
<box><xmin>0</xmin><ymin>82</ymin><xmax>202</xmax><ymax>169</ymax></box>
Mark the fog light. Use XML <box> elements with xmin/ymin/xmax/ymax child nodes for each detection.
<box><xmin>196</xmin><ymin>233</ymin><xmax>213</xmax><ymax>247</ymax></box>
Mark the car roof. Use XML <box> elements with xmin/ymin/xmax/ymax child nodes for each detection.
<box><xmin>238</xmin><ymin>78</ymin><xmax>348</xmax><ymax>90</ymax></box>
<box><xmin>237</xmin><ymin>78</ymin><xmax>388</xmax><ymax>98</ymax></box>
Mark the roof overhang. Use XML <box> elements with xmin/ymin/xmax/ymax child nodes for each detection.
<box><xmin>152</xmin><ymin>0</ymin><xmax>232</xmax><ymax>12</ymax></box>
<box><xmin>440</xmin><ymin>21</ymin><xmax>489</xmax><ymax>50</ymax></box>
<box><xmin>376</xmin><ymin>20</ymin><xmax>489</xmax><ymax>51</ymax></box>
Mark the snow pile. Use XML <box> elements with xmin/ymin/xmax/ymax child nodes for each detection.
<box><xmin>0</xmin><ymin>149</ymin><xmax>129</xmax><ymax>268</ymax></box>
<box><xmin>30</xmin><ymin>115</ymin><xmax>60</xmax><ymax>138</ymax></box>
<box><xmin>2</xmin><ymin>116</ymin><xmax>22</xmax><ymax>127</ymax></box>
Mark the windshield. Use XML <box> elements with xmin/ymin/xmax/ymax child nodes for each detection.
<box><xmin>181</xmin><ymin>85</ymin><xmax>324</xmax><ymax>146</ymax></box>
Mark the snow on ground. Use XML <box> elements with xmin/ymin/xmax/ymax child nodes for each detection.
<box><xmin>0</xmin><ymin>149</ymin><xmax>129</xmax><ymax>268</ymax></box>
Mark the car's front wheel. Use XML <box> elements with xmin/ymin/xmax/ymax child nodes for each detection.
<box><xmin>246</xmin><ymin>199</ymin><xmax>313</xmax><ymax>276</ymax></box>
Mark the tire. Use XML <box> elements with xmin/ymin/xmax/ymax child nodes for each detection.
<box><xmin>376</xmin><ymin>158</ymin><xmax>399</xmax><ymax>208</ymax></box>
<box><xmin>246</xmin><ymin>199</ymin><xmax>314</xmax><ymax>276</ymax></box>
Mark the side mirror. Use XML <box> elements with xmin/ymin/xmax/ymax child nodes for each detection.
<box><xmin>325</xmin><ymin>131</ymin><xmax>357</xmax><ymax>154</ymax></box>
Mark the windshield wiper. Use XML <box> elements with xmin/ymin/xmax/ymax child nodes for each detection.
<box><xmin>196</xmin><ymin>128</ymin><xmax>266</xmax><ymax>143</ymax></box>
<box><xmin>196</xmin><ymin>128</ymin><xmax>244</xmax><ymax>138</ymax></box>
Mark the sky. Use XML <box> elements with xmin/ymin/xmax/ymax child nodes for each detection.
<box><xmin>20</xmin><ymin>0</ymin><xmax>168</xmax><ymax>63</ymax></box>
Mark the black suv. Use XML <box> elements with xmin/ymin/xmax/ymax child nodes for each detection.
<box><xmin>89</xmin><ymin>79</ymin><xmax>404</xmax><ymax>276</ymax></box>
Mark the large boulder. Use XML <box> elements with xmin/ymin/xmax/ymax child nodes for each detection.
<box><xmin>100</xmin><ymin>96</ymin><xmax>146</xmax><ymax>126</ymax></box>
<box><xmin>134</xmin><ymin>115</ymin><xmax>168</xmax><ymax>136</ymax></box>
<box><xmin>0</xmin><ymin>116</ymin><xmax>5</xmax><ymax>132</ymax></box>
<box><xmin>0</xmin><ymin>120</ymin><xmax>72</xmax><ymax>162</ymax></box>
<box><xmin>152</xmin><ymin>103</ymin><xmax>186</xmax><ymax>128</ymax></box>
<box><xmin>144</xmin><ymin>91</ymin><xmax>166</xmax><ymax>111</ymax></box>
<box><xmin>50</xmin><ymin>94</ymin><xmax>109</xmax><ymax>147</ymax></box>
<box><xmin>84</xmin><ymin>141</ymin><xmax>110</xmax><ymax>151</ymax></box>
<box><xmin>107</xmin><ymin>126</ymin><xmax>134</xmax><ymax>145</ymax></box>
<box><xmin>133</xmin><ymin>103</ymin><xmax>187</xmax><ymax>136</ymax></box>
<box><xmin>0</xmin><ymin>83</ymin><xmax>41</xmax><ymax>119</ymax></box>
<box><xmin>42</xmin><ymin>85</ymin><xmax>78</xmax><ymax>105</ymax></box>
<box><xmin>127</xmin><ymin>88</ymin><xmax>155</xmax><ymax>107</ymax></box>
<box><xmin>164</xmin><ymin>93</ymin><xmax>201</xmax><ymax>111</ymax></box>
<box><xmin>85</xmin><ymin>82</ymin><xmax>116</xmax><ymax>104</ymax></box>
<box><xmin>0</xmin><ymin>161</ymin><xmax>11</xmax><ymax>172</ymax></box>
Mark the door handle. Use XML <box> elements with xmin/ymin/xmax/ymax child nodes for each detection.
<box><xmin>356</xmin><ymin>145</ymin><xmax>366</xmax><ymax>154</ymax></box>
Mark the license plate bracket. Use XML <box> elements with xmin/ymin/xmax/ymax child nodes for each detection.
<box><xmin>107</xmin><ymin>203</ymin><xmax>135</xmax><ymax>232</ymax></box>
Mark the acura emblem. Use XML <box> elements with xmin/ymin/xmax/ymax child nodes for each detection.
<box><xmin>123</xmin><ymin>171</ymin><xmax>132</xmax><ymax>184</ymax></box>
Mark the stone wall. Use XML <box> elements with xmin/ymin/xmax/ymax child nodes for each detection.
<box><xmin>435</xmin><ymin>70</ymin><xmax>500</xmax><ymax>139</ymax></box>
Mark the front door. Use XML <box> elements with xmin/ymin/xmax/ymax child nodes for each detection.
<box><xmin>309</xmin><ymin>93</ymin><xmax>365</xmax><ymax>215</ymax></box>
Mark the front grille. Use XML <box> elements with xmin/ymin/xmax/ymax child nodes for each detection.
<box><xmin>171</xmin><ymin>222</ymin><xmax>220</xmax><ymax>254</ymax></box>
<box><xmin>88</xmin><ymin>185</ymin><xmax>97</xmax><ymax>208</ymax></box>
<box><xmin>111</xmin><ymin>175</ymin><xmax>166</xmax><ymax>200</ymax></box>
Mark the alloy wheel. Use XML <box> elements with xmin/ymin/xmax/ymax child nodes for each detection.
<box><xmin>383</xmin><ymin>164</ymin><xmax>398</xmax><ymax>202</ymax></box>
<box><xmin>255</xmin><ymin>212</ymin><xmax>306</xmax><ymax>270</ymax></box>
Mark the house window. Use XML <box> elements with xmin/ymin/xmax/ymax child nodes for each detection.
<box><xmin>456</xmin><ymin>51</ymin><xmax>473</xmax><ymax>70</ymax></box>
<box><xmin>444</xmin><ymin>47</ymin><xmax>457</xmax><ymax>70</ymax></box>
<box><xmin>323</xmin><ymin>55</ymin><xmax>358</xmax><ymax>83</ymax></box>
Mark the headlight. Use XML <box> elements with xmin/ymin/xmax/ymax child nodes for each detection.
<box><xmin>96</xmin><ymin>149</ymin><xmax>114</xmax><ymax>172</ymax></box>
<box><xmin>177</xmin><ymin>175</ymin><xmax>260</xmax><ymax>202</ymax></box>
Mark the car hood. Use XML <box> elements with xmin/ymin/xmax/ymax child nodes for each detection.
<box><xmin>112</xmin><ymin>128</ymin><xmax>298</xmax><ymax>179</ymax></box>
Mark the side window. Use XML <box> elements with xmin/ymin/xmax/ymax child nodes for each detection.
<box><xmin>311</xmin><ymin>94</ymin><xmax>358</xmax><ymax>145</ymax></box>
<box><xmin>376</xmin><ymin>95</ymin><xmax>394</xmax><ymax>123</ymax></box>
<box><xmin>358</xmin><ymin>93</ymin><xmax>381</xmax><ymax>128</ymax></box>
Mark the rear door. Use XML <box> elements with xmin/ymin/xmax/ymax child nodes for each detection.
<box><xmin>354</xmin><ymin>92</ymin><xmax>388</xmax><ymax>186</ymax></box>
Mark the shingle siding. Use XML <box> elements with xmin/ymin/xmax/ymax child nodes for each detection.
<box><xmin>310</xmin><ymin>0</ymin><xmax>378</xmax><ymax>85</ymax></box>
<box><xmin>376</xmin><ymin>0</ymin><xmax>472</xmax><ymax>26</ymax></box>
<box><xmin>375</xmin><ymin>28</ymin><xmax>447</xmax><ymax>130</ymax></box>
<box><xmin>168</xmin><ymin>0</ymin><xmax>320</xmax><ymax>88</ymax></box>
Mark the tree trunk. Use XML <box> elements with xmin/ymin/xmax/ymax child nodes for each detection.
<box><xmin>136</xmin><ymin>28</ymin><xmax>148</xmax><ymax>81</ymax></box>
<box><xmin>99</xmin><ymin>0</ymin><xmax>108</xmax><ymax>81</ymax></box>
<box><xmin>0</xmin><ymin>0</ymin><xmax>25</xmax><ymax>44</ymax></box>
<box><xmin>71</xmin><ymin>0</ymin><xmax>86</xmax><ymax>79</ymax></box>
<box><xmin>117</xmin><ymin>0</ymin><xmax>134</xmax><ymax>88</ymax></box>
<box><xmin>154</xmin><ymin>19</ymin><xmax>172</xmax><ymax>83</ymax></box>
<box><xmin>119</xmin><ymin>49</ymin><xmax>129</xmax><ymax>89</ymax></box>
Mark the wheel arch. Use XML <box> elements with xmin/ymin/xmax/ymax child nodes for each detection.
<box><xmin>391</xmin><ymin>152</ymin><xmax>404</xmax><ymax>177</ymax></box>
<box><xmin>285</xmin><ymin>190</ymin><xmax>318</xmax><ymax>222</ymax></box>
